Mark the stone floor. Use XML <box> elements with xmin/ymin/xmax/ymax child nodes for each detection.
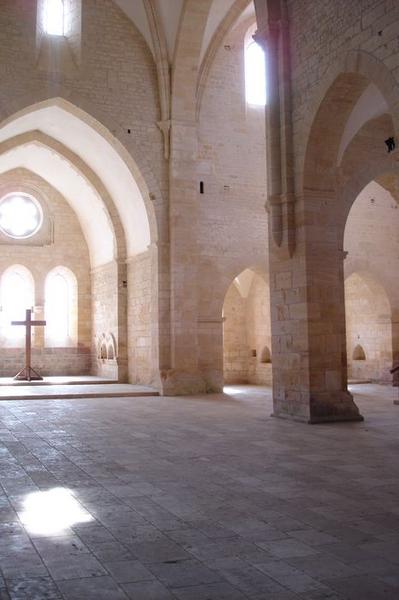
<box><xmin>0</xmin><ymin>384</ymin><xmax>398</xmax><ymax>599</ymax></box>
<box><xmin>0</xmin><ymin>377</ymin><xmax>118</xmax><ymax>386</ymax></box>
<box><xmin>0</xmin><ymin>383</ymin><xmax>157</xmax><ymax>400</ymax></box>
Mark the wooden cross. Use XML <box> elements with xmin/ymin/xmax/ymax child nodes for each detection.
<box><xmin>12</xmin><ymin>309</ymin><xmax>46</xmax><ymax>381</ymax></box>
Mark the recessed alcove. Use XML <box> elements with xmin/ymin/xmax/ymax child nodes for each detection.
<box><xmin>223</xmin><ymin>268</ymin><xmax>272</xmax><ymax>386</ymax></box>
<box><xmin>260</xmin><ymin>345</ymin><xmax>271</xmax><ymax>364</ymax></box>
<box><xmin>352</xmin><ymin>344</ymin><xmax>366</xmax><ymax>361</ymax></box>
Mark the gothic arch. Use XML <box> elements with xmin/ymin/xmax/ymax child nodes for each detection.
<box><xmin>0</xmin><ymin>132</ymin><xmax>122</xmax><ymax>266</ymax></box>
<box><xmin>0</xmin><ymin>94</ymin><xmax>161</xmax><ymax>249</ymax></box>
<box><xmin>302</xmin><ymin>50</ymin><xmax>399</xmax><ymax>192</ymax></box>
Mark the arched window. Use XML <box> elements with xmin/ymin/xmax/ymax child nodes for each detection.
<box><xmin>1</xmin><ymin>266</ymin><xmax>35</xmax><ymax>346</ymax></box>
<box><xmin>45</xmin><ymin>267</ymin><xmax>77</xmax><ymax>346</ymax></box>
<box><xmin>44</xmin><ymin>0</ymin><xmax>65</xmax><ymax>36</ymax></box>
<box><xmin>245</xmin><ymin>27</ymin><xmax>266</xmax><ymax>106</ymax></box>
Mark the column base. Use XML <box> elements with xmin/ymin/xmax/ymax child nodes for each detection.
<box><xmin>159</xmin><ymin>369</ymin><xmax>207</xmax><ymax>395</ymax></box>
<box><xmin>273</xmin><ymin>390</ymin><xmax>364</xmax><ymax>424</ymax></box>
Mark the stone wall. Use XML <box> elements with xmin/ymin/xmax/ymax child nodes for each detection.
<box><xmin>344</xmin><ymin>180</ymin><xmax>399</xmax><ymax>382</ymax></box>
<box><xmin>246</xmin><ymin>274</ymin><xmax>272</xmax><ymax>385</ymax></box>
<box><xmin>91</xmin><ymin>261</ymin><xmax>118</xmax><ymax>379</ymax></box>
<box><xmin>287</xmin><ymin>0</ymin><xmax>399</xmax><ymax>183</ymax></box>
<box><xmin>223</xmin><ymin>283</ymin><xmax>249</xmax><ymax>383</ymax></box>
<box><xmin>197</xmin><ymin>18</ymin><xmax>269</xmax><ymax>389</ymax></box>
<box><xmin>127</xmin><ymin>251</ymin><xmax>153</xmax><ymax>385</ymax></box>
<box><xmin>345</xmin><ymin>273</ymin><xmax>392</xmax><ymax>382</ymax></box>
<box><xmin>0</xmin><ymin>0</ymin><xmax>166</xmax><ymax>384</ymax></box>
<box><xmin>0</xmin><ymin>168</ymin><xmax>91</xmax><ymax>376</ymax></box>
<box><xmin>223</xmin><ymin>272</ymin><xmax>272</xmax><ymax>385</ymax></box>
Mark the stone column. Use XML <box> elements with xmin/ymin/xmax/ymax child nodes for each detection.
<box><xmin>197</xmin><ymin>317</ymin><xmax>224</xmax><ymax>392</ymax></box>
<box><xmin>161</xmin><ymin>119</ymin><xmax>206</xmax><ymax>394</ymax></box>
<box><xmin>160</xmin><ymin>0</ymin><xmax>213</xmax><ymax>395</ymax></box>
<box><xmin>255</xmin><ymin>1</ymin><xmax>362</xmax><ymax>422</ymax></box>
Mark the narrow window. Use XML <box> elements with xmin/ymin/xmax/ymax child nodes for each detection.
<box><xmin>1</xmin><ymin>266</ymin><xmax>34</xmax><ymax>345</ymax></box>
<box><xmin>245</xmin><ymin>33</ymin><xmax>266</xmax><ymax>106</ymax></box>
<box><xmin>44</xmin><ymin>0</ymin><xmax>65</xmax><ymax>36</ymax></box>
<box><xmin>45</xmin><ymin>267</ymin><xmax>77</xmax><ymax>346</ymax></box>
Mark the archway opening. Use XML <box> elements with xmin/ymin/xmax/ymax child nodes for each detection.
<box><xmin>222</xmin><ymin>268</ymin><xmax>271</xmax><ymax>386</ymax></box>
<box><xmin>344</xmin><ymin>180</ymin><xmax>396</xmax><ymax>384</ymax></box>
<box><xmin>345</xmin><ymin>273</ymin><xmax>392</xmax><ymax>383</ymax></box>
<box><xmin>0</xmin><ymin>99</ymin><xmax>157</xmax><ymax>385</ymax></box>
<box><xmin>300</xmin><ymin>53</ymin><xmax>398</xmax><ymax>421</ymax></box>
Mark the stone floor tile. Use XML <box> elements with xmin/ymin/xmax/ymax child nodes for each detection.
<box><xmin>288</xmin><ymin>528</ymin><xmax>339</xmax><ymax>546</ymax></box>
<box><xmin>5</xmin><ymin>576</ymin><xmax>62</xmax><ymax>600</ymax></box>
<box><xmin>288</xmin><ymin>553</ymin><xmax>358</xmax><ymax>579</ymax></box>
<box><xmin>71</xmin><ymin>522</ymin><xmax>115</xmax><ymax>543</ymax></box>
<box><xmin>209</xmin><ymin>557</ymin><xmax>290</xmax><ymax>596</ymax></box>
<box><xmin>165</xmin><ymin>529</ymin><xmax>210</xmax><ymax>547</ymax></box>
<box><xmin>122</xmin><ymin>580</ymin><xmax>175</xmax><ymax>600</ymax></box>
<box><xmin>316</xmin><ymin>541</ymin><xmax>377</xmax><ymax>564</ymax></box>
<box><xmin>32</xmin><ymin>534</ymin><xmax>90</xmax><ymax>559</ymax></box>
<box><xmin>172</xmin><ymin>581</ymin><xmax>247</xmax><ymax>599</ymax></box>
<box><xmin>41</xmin><ymin>553</ymin><xmax>106</xmax><ymax>581</ymax></box>
<box><xmin>57</xmin><ymin>576</ymin><xmax>128</xmax><ymax>600</ymax></box>
<box><xmin>148</xmin><ymin>559</ymin><xmax>222</xmax><ymax>588</ymax></box>
<box><xmin>0</xmin><ymin>385</ymin><xmax>398</xmax><ymax>598</ymax></box>
<box><xmin>257</xmin><ymin>538</ymin><xmax>318</xmax><ymax>558</ymax></box>
<box><xmin>88</xmin><ymin>540</ymin><xmax>134</xmax><ymax>562</ymax></box>
<box><xmin>360</xmin><ymin>541</ymin><xmax>399</xmax><ymax>565</ymax></box>
<box><xmin>325</xmin><ymin>574</ymin><xmax>399</xmax><ymax>600</ymax></box>
<box><xmin>254</xmin><ymin>559</ymin><xmax>330</xmax><ymax>594</ymax></box>
<box><xmin>128</xmin><ymin>539</ymin><xmax>190</xmax><ymax>564</ymax></box>
<box><xmin>104</xmin><ymin>559</ymin><xmax>155</xmax><ymax>584</ymax></box>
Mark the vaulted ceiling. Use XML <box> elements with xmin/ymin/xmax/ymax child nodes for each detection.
<box><xmin>113</xmin><ymin>0</ymin><xmax>255</xmax><ymax>64</ymax></box>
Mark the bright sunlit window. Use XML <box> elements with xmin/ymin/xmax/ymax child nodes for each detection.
<box><xmin>0</xmin><ymin>193</ymin><xmax>42</xmax><ymax>239</ymax></box>
<box><xmin>20</xmin><ymin>488</ymin><xmax>93</xmax><ymax>536</ymax></box>
<box><xmin>0</xmin><ymin>266</ymin><xmax>34</xmax><ymax>345</ymax></box>
<box><xmin>44</xmin><ymin>0</ymin><xmax>65</xmax><ymax>36</ymax></box>
<box><xmin>45</xmin><ymin>267</ymin><xmax>77</xmax><ymax>346</ymax></box>
<box><xmin>245</xmin><ymin>37</ymin><xmax>266</xmax><ymax>106</ymax></box>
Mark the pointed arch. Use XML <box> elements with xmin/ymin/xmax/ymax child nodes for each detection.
<box><xmin>45</xmin><ymin>266</ymin><xmax>78</xmax><ymax>347</ymax></box>
<box><xmin>0</xmin><ymin>96</ymin><xmax>160</xmax><ymax>255</ymax></box>
<box><xmin>302</xmin><ymin>50</ymin><xmax>399</xmax><ymax>192</ymax></box>
<box><xmin>0</xmin><ymin>265</ymin><xmax>35</xmax><ymax>346</ymax></box>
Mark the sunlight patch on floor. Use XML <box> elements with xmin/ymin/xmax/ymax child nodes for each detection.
<box><xmin>20</xmin><ymin>487</ymin><xmax>93</xmax><ymax>536</ymax></box>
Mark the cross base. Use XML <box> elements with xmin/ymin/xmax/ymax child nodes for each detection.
<box><xmin>14</xmin><ymin>366</ymin><xmax>43</xmax><ymax>382</ymax></box>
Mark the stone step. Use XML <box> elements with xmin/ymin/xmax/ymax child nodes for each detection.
<box><xmin>0</xmin><ymin>376</ymin><xmax>118</xmax><ymax>386</ymax></box>
<box><xmin>0</xmin><ymin>383</ymin><xmax>159</xmax><ymax>401</ymax></box>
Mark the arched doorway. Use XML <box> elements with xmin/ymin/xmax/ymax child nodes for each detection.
<box><xmin>222</xmin><ymin>268</ymin><xmax>272</xmax><ymax>386</ymax></box>
<box><xmin>344</xmin><ymin>179</ymin><xmax>399</xmax><ymax>385</ymax></box>
<box><xmin>292</xmin><ymin>50</ymin><xmax>399</xmax><ymax>421</ymax></box>
<box><xmin>345</xmin><ymin>273</ymin><xmax>392</xmax><ymax>383</ymax></box>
